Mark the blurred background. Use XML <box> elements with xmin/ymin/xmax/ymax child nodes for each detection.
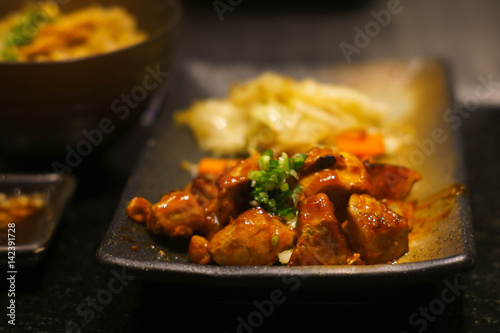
<box><xmin>181</xmin><ymin>0</ymin><xmax>500</xmax><ymax>105</ymax></box>
<box><xmin>1</xmin><ymin>1</ymin><xmax>499</xmax><ymax>332</ymax></box>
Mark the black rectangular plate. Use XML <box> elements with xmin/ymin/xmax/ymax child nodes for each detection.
<box><xmin>97</xmin><ymin>58</ymin><xmax>476</xmax><ymax>288</ymax></box>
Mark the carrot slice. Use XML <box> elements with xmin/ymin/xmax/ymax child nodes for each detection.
<box><xmin>197</xmin><ymin>158</ymin><xmax>239</xmax><ymax>176</ymax></box>
<box><xmin>336</xmin><ymin>130</ymin><xmax>385</xmax><ymax>158</ymax></box>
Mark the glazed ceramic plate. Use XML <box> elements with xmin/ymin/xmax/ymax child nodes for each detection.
<box><xmin>97</xmin><ymin>58</ymin><xmax>476</xmax><ymax>288</ymax></box>
<box><xmin>0</xmin><ymin>173</ymin><xmax>76</xmax><ymax>266</ymax></box>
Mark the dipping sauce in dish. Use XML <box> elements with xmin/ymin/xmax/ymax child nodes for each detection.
<box><xmin>0</xmin><ymin>191</ymin><xmax>47</xmax><ymax>244</ymax></box>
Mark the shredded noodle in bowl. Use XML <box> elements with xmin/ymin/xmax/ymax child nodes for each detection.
<box><xmin>175</xmin><ymin>72</ymin><xmax>414</xmax><ymax>157</ymax></box>
<box><xmin>0</xmin><ymin>3</ymin><xmax>147</xmax><ymax>62</ymax></box>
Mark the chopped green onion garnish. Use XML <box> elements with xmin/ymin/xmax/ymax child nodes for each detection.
<box><xmin>271</xmin><ymin>235</ymin><xmax>279</xmax><ymax>246</ymax></box>
<box><xmin>248</xmin><ymin>150</ymin><xmax>306</xmax><ymax>220</ymax></box>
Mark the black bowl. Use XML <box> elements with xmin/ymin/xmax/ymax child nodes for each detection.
<box><xmin>0</xmin><ymin>0</ymin><xmax>182</xmax><ymax>159</ymax></box>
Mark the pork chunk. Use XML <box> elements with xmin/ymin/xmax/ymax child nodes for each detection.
<box><xmin>365</xmin><ymin>163</ymin><xmax>421</xmax><ymax>200</ymax></box>
<box><xmin>189</xmin><ymin>235</ymin><xmax>213</xmax><ymax>265</ymax></box>
<box><xmin>346</xmin><ymin>194</ymin><xmax>408</xmax><ymax>264</ymax></box>
<box><xmin>301</xmin><ymin>146</ymin><xmax>343</xmax><ymax>174</ymax></box>
<box><xmin>216</xmin><ymin>155</ymin><xmax>259</xmax><ymax>224</ymax></box>
<box><xmin>146</xmin><ymin>191</ymin><xmax>205</xmax><ymax>238</ymax></box>
<box><xmin>126</xmin><ymin>197</ymin><xmax>152</xmax><ymax>223</ymax></box>
<box><xmin>209</xmin><ymin>208</ymin><xmax>296</xmax><ymax>266</ymax></box>
<box><xmin>184</xmin><ymin>175</ymin><xmax>219</xmax><ymax>207</ymax></box>
<box><xmin>299</xmin><ymin>152</ymin><xmax>370</xmax><ymax>222</ymax></box>
<box><xmin>289</xmin><ymin>193</ymin><xmax>352</xmax><ymax>266</ymax></box>
<box><xmin>185</xmin><ymin>176</ymin><xmax>222</xmax><ymax>239</ymax></box>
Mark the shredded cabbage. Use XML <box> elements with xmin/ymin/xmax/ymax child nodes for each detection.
<box><xmin>175</xmin><ymin>72</ymin><xmax>407</xmax><ymax>156</ymax></box>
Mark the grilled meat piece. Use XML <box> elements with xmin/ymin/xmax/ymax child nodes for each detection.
<box><xmin>189</xmin><ymin>235</ymin><xmax>213</xmax><ymax>265</ymax></box>
<box><xmin>146</xmin><ymin>191</ymin><xmax>205</xmax><ymax>238</ymax></box>
<box><xmin>216</xmin><ymin>155</ymin><xmax>259</xmax><ymax>225</ymax></box>
<box><xmin>299</xmin><ymin>151</ymin><xmax>370</xmax><ymax>222</ymax></box>
<box><xmin>126</xmin><ymin>197</ymin><xmax>152</xmax><ymax>224</ymax></box>
<box><xmin>301</xmin><ymin>146</ymin><xmax>342</xmax><ymax>174</ymax></box>
<box><xmin>289</xmin><ymin>193</ymin><xmax>352</xmax><ymax>266</ymax></box>
<box><xmin>209</xmin><ymin>207</ymin><xmax>296</xmax><ymax>266</ymax></box>
<box><xmin>184</xmin><ymin>175</ymin><xmax>219</xmax><ymax>207</ymax></box>
<box><xmin>365</xmin><ymin>163</ymin><xmax>421</xmax><ymax>200</ymax></box>
<box><xmin>346</xmin><ymin>194</ymin><xmax>409</xmax><ymax>264</ymax></box>
<box><xmin>185</xmin><ymin>175</ymin><xmax>222</xmax><ymax>239</ymax></box>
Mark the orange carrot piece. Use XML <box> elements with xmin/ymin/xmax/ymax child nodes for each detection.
<box><xmin>336</xmin><ymin>130</ymin><xmax>385</xmax><ymax>158</ymax></box>
<box><xmin>197</xmin><ymin>158</ymin><xmax>239</xmax><ymax>176</ymax></box>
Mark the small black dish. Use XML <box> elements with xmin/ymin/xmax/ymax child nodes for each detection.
<box><xmin>0</xmin><ymin>173</ymin><xmax>76</xmax><ymax>266</ymax></box>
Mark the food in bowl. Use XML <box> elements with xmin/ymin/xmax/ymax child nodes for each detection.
<box><xmin>0</xmin><ymin>0</ymin><xmax>180</xmax><ymax>159</ymax></box>
<box><xmin>0</xmin><ymin>2</ymin><xmax>147</xmax><ymax>62</ymax></box>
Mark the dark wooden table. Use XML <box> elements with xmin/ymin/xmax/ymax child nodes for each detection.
<box><xmin>2</xmin><ymin>1</ymin><xmax>499</xmax><ymax>332</ymax></box>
